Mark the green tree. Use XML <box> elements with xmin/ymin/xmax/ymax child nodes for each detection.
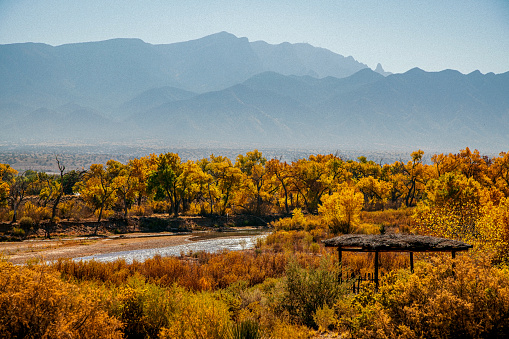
<box><xmin>147</xmin><ymin>153</ymin><xmax>202</xmax><ymax>217</ymax></box>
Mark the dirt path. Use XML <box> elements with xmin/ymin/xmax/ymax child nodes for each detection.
<box><xmin>0</xmin><ymin>233</ymin><xmax>193</xmax><ymax>264</ymax></box>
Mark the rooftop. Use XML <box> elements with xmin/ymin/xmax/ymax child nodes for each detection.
<box><xmin>322</xmin><ymin>233</ymin><xmax>473</xmax><ymax>252</ymax></box>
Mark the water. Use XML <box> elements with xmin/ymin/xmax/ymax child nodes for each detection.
<box><xmin>74</xmin><ymin>232</ymin><xmax>268</xmax><ymax>263</ymax></box>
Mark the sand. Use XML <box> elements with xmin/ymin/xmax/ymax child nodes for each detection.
<box><xmin>0</xmin><ymin>233</ymin><xmax>193</xmax><ymax>264</ymax></box>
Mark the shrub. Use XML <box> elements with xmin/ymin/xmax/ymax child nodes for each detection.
<box><xmin>159</xmin><ymin>288</ymin><xmax>233</xmax><ymax>339</ymax></box>
<box><xmin>280</xmin><ymin>258</ymin><xmax>344</xmax><ymax>327</ymax></box>
<box><xmin>110</xmin><ymin>275</ymin><xmax>173</xmax><ymax>339</ymax></box>
<box><xmin>271</xmin><ymin>208</ymin><xmax>321</xmax><ymax>231</ymax></box>
<box><xmin>129</xmin><ymin>204</ymin><xmax>151</xmax><ymax>216</ymax></box>
<box><xmin>21</xmin><ymin>202</ymin><xmax>51</xmax><ymax>224</ymax></box>
<box><xmin>11</xmin><ymin>226</ymin><xmax>25</xmax><ymax>237</ymax></box>
<box><xmin>226</xmin><ymin>318</ymin><xmax>261</xmax><ymax>339</ymax></box>
<box><xmin>18</xmin><ymin>216</ymin><xmax>35</xmax><ymax>234</ymax></box>
<box><xmin>58</xmin><ymin>199</ymin><xmax>83</xmax><ymax>221</ymax></box>
<box><xmin>0</xmin><ymin>261</ymin><xmax>122</xmax><ymax>338</ymax></box>
<box><xmin>313</xmin><ymin>303</ymin><xmax>337</xmax><ymax>332</ymax></box>
<box><xmin>341</xmin><ymin>255</ymin><xmax>509</xmax><ymax>339</ymax></box>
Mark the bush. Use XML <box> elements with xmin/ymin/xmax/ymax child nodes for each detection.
<box><xmin>110</xmin><ymin>275</ymin><xmax>172</xmax><ymax>339</ymax></box>
<box><xmin>18</xmin><ymin>216</ymin><xmax>35</xmax><ymax>235</ymax></box>
<box><xmin>11</xmin><ymin>226</ymin><xmax>25</xmax><ymax>237</ymax></box>
<box><xmin>271</xmin><ymin>208</ymin><xmax>321</xmax><ymax>231</ymax></box>
<box><xmin>226</xmin><ymin>319</ymin><xmax>261</xmax><ymax>339</ymax></box>
<box><xmin>21</xmin><ymin>202</ymin><xmax>50</xmax><ymax>224</ymax></box>
<box><xmin>58</xmin><ymin>199</ymin><xmax>83</xmax><ymax>221</ymax></box>
<box><xmin>0</xmin><ymin>261</ymin><xmax>122</xmax><ymax>338</ymax></box>
<box><xmin>281</xmin><ymin>258</ymin><xmax>344</xmax><ymax>328</ymax></box>
<box><xmin>341</xmin><ymin>255</ymin><xmax>509</xmax><ymax>338</ymax></box>
<box><xmin>129</xmin><ymin>204</ymin><xmax>151</xmax><ymax>216</ymax></box>
<box><xmin>159</xmin><ymin>288</ymin><xmax>233</xmax><ymax>339</ymax></box>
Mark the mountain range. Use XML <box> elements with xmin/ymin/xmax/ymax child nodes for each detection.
<box><xmin>1</xmin><ymin>32</ymin><xmax>507</xmax><ymax>152</ymax></box>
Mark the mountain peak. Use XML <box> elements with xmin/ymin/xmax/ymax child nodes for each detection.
<box><xmin>374</xmin><ymin>63</ymin><xmax>392</xmax><ymax>76</ymax></box>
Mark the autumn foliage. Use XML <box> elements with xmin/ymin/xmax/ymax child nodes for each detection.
<box><xmin>3</xmin><ymin>147</ymin><xmax>509</xmax><ymax>337</ymax></box>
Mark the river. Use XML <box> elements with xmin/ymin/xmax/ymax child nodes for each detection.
<box><xmin>74</xmin><ymin>230</ymin><xmax>269</xmax><ymax>263</ymax></box>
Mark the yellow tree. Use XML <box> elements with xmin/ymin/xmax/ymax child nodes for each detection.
<box><xmin>266</xmin><ymin>158</ymin><xmax>293</xmax><ymax>214</ymax></box>
<box><xmin>107</xmin><ymin>160</ymin><xmax>139</xmax><ymax>219</ymax></box>
<box><xmin>235</xmin><ymin>150</ymin><xmax>271</xmax><ymax>215</ymax></box>
<box><xmin>414</xmin><ymin>170</ymin><xmax>509</xmax><ymax>261</ymax></box>
<box><xmin>345</xmin><ymin>156</ymin><xmax>382</xmax><ymax>181</ymax></box>
<box><xmin>76</xmin><ymin>163</ymin><xmax>118</xmax><ymax>224</ymax></box>
<box><xmin>179</xmin><ymin>160</ymin><xmax>207</xmax><ymax>214</ymax></box>
<box><xmin>289</xmin><ymin>155</ymin><xmax>334</xmax><ymax>214</ymax></box>
<box><xmin>212</xmin><ymin>156</ymin><xmax>243</xmax><ymax>215</ymax></box>
<box><xmin>0</xmin><ymin>163</ymin><xmax>17</xmax><ymax>208</ymax></box>
<box><xmin>147</xmin><ymin>153</ymin><xmax>203</xmax><ymax>217</ymax></box>
<box><xmin>128</xmin><ymin>154</ymin><xmax>158</xmax><ymax>207</ymax></box>
<box><xmin>319</xmin><ymin>184</ymin><xmax>364</xmax><ymax>234</ymax></box>
<box><xmin>197</xmin><ymin>155</ymin><xmax>239</xmax><ymax>215</ymax></box>
<box><xmin>393</xmin><ymin>150</ymin><xmax>430</xmax><ymax>207</ymax></box>
<box><xmin>38</xmin><ymin>157</ymin><xmax>67</xmax><ymax>221</ymax></box>
<box><xmin>414</xmin><ymin>172</ymin><xmax>485</xmax><ymax>240</ymax></box>
<box><xmin>356</xmin><ymin>175</ymin><xmax>392</xmax><ymax>210</ymax></box>
<box><xmin>8</xmin><ymin>171</ymin><xmax>38</xmax><ymax>223</ymax></box>
<box><xmin>147</xmin><ymin>153</ymin><xmax>183</xmax><ymax>216</ymax></box>
<box><xmin>489</xmin><ymin>151</ymin><xmax>509</xmax><ymax>197</ymax></box>
<box><xmin>454</xmin><ymin>147</ymin><xmax>491</xmax><ymax>186</ymax></box>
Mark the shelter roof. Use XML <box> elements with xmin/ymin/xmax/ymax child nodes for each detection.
<box><xmin>322</xmin><ymin>234</ymin><xmax>473</xmax><ymax>252</ymax></box>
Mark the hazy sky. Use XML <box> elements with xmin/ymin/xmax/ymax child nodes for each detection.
<box><xmin>0</xmin><ymin>0</ymin><xmax>507</xmax><ymax>74</ymax></box>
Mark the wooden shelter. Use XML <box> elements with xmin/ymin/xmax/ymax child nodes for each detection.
<box><xmin>323</xmin><ymin>234</ymin><xmax>473</xmax><ymax>290</ymax></box>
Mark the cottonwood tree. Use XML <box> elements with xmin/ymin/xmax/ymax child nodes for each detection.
<box><xmin>0</xmin><ymin>163</ymin><xmax>17</xmax><ymax>208</ymax></box>
<box><xmin>76</xmin><ymin>163</ymin><xmax>118</xmax><ymax>227</ymax></box>
<box><xmin>9</xmin><ymin>171</ymin><xmax>37</xmax><ymax>223</ymax></box>
<box><xmin>356</xmin><ymin>176</ymin><xmax>392</xmax><ymax>210</ymax></box>
<box><xmin>107</xmin><ymin>160</ymin><xmax>138</xmax><ymax>220</ymax></box>
<box><xmin>289</xmin><ymin>155</ymin><xmax>334</xmax><ymax>214</ymax></box>
<box><xmin>235</xmin><ymin>150</ymin><xmax>271</xmax><ymax>215</ymax></box>
<box><xmin>266</xmin><ymin>158</ymin><xmax>293</xmax><ymax>214</ymax></box>
<box><xmin>37</xmin><ymin>157</ymin><xmax>67</xmax><ymax>237</ymax></box>
<box><xmin>201</xmin><ymin>155</ymin><xmax>242</xmax><ymax>216</ymax></box>
<box><xmin>319</xmin><ymin>184</ymin><xmax>364</xmax><ymax>234</ymax></box>
<box><xmin>147</xmin><ymin>153</ymin><xmax>203</xmax><ymax>217</ymax></box>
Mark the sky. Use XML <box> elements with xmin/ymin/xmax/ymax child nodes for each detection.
<box><xmin>0</xmin><ymin>0</ymin><xmax>507</xmax><ymax>74</ymax></box>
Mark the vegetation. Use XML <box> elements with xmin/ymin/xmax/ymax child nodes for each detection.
<box><xmin>2</xmin><ymin>147</ymin><xmax>509</xmax><ymax>337</ymax></box>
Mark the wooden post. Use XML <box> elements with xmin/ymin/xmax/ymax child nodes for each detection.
<box><xmin>410</xmin><ymin>252</ymin><xmax>414</xmax><ymax>273</ymax></box>
<box><xmin>337</xmin><ymin>247</ymin><xmax>342</xmax><ymax>283</ymax></box>
<box><xmin>374</xmin><ymin>251</ymin><xmax>379</xmax><ymax>291</ymax></box>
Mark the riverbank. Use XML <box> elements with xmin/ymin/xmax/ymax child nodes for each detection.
<box><xmin>0</xmin><ymin>233</ymin><xmax>195</xmax><ymax>264</ymax></box>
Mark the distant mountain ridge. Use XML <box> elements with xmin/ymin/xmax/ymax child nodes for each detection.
<box><xmin>0</xmin><ymin>32</ymin><xmax>508</xmax><ymax>152</ymax></box>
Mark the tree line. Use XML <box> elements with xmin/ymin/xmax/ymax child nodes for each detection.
<box><xmin>1</xmin><ymin>148</ymin><xmax>509</xmax><ymax>232</ymax></box>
